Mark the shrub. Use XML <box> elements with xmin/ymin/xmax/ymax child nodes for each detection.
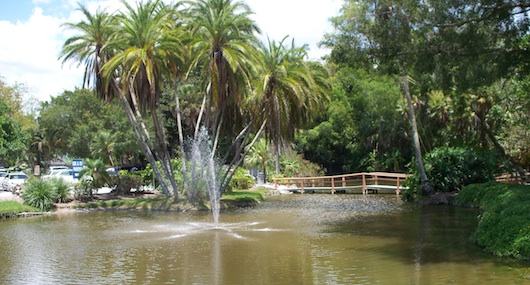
<box><xmin>225</xmin><ymin>168</ymin><xmax>255</xmax><ymax>192</ymax></box>
<box><xmin>21</xmin><ymin>178</ymin><xmax>57</xmax><ymax>212</ymax></box>
<box><xmin>49</xmin><ymin>177</ymin><xmax>73</xmax><ymax>203</ymax></box>
<box><xmin>455</xmin><ymin>182</ymin><xmax>530</xmax><ymax>260</ymax></box>
<box><xmin>403</xmin><ymin>146</ymin><xmax>501</xmax><ymax>200</ymax></box>
<box><xmin>110</xmin><ymin>173</ymin><xmax>143</xmax><ymax>195</ymax></box>
<box><xmin>73</xmin><ymin>178</ymin><xmax>94</xmax><ymax>202</ymax></box>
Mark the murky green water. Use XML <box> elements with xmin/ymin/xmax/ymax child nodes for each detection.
<box><xmin>0</xmin><ymin>194</ymin><xmax>528</xmax><ymax>284</ymax></box>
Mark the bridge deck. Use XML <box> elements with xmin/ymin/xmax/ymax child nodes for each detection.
<box><xmin>273</xmin><ymin>172</ymin><xmax>410</xmax><ymax>195</ymax></box>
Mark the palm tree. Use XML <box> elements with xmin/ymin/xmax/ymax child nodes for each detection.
<box><xmin>101</xmin><ymin>0</ymin><xmax>185</xmax><ymax>198</ymax></box>
<box><xmin>244</xmin><ymin>137</ymin><xmax>270</xmax><ymax>182</ymax></box>
<box><xmin>60</xmin><ymin>1</ymin><xmax>185</xmax><ymax>199</ymax></box>
<box><xmin>248</xmin><ymin>37</ymin><xmax>330</xmax><ymax>174</ymax></box>
<box><xmin>90</xmin><ymin>131</ymin><xmax>117</xmax><ymax>166</ymax></box>
<box><xmin>79</xmin><ymin>158</ymin><xmax>110</xmax><ymax>198</ymax></box>
<box><xmin>186</xmin><ymin>0</ymin><xmax>261</xmax><ymax>142</ymax></box>
<box><xmin>59</xmin><ymin>4</ymin><xmax>116</xmax><ymax>99</ymax></box>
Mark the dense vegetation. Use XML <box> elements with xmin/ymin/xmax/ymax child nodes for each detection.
<box><xmin>0</xmin><ymin>0</ymin><xmax>528</xmax><ymax>205</ymax></box>
<box><xmin>403</xmin><ymin>147</ymin><xmax>502</xmax><ymax>201</ymax></box>
<box><xmin>455</xmin><ymin>183</ymin><xmax>530</xmax><ymax>261</ymax></box>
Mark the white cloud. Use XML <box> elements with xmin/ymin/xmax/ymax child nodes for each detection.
<box><xmin>0</xmin><ymin>0</ymin><xmax>342</xmax><ymax>103</ymax></box>
<box><xmin>0</xmin><ymin>7</ymin><xmax>84</xmax><ymax>103</ymax></box>
<box><xmin>247</xmin><ymin>0</ymin><xmax>342</xmax><ymax>60</ymax></box>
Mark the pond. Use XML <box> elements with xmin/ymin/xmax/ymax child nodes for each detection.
<box><xmin>0</xmin><ymin>194</ymin><xmax>528</xmax><ymax>284</ymax></box>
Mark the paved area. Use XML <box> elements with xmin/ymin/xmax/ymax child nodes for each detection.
<box><xmin>0</xmin><ymin>191</ymin><xmax>24</xmax><ymax>202</ymax></box>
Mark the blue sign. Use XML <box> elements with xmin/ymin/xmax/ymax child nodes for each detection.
<box><xmin>72</xmin><ymin>159</ymin><xmax>83</xmax><ymax>179</ymax></box>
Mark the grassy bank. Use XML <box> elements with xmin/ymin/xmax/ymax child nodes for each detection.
<box><xmin>455</xmin><ymin>182</ymin><xmax>530</xmax><ymax>261</ymax></box>
<box><xmin>74</xmin><ymin>189</ymin><xmax>269</xmax><ymax>211</ymax></box>
<box><xmin>220</xmin><ymin>189</ymin><xmax>268</xmax><ymax>208</ymax></box>
<box><xmin>0</xmin><ymin>201</ymin><xmax>38</xmax><ymax>218</ymax></box>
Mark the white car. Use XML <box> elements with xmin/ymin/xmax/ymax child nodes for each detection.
<box><xmin>0</xmin><ymin>172</ymin><xmax>8</xmax><ymax>191</ymax></box>
<box><xmin>42</xmin><ymin>168</ymin><xmax>77</xmax><ymax>183</ymax></box>
<box><xmin>3</xmin><ymin>172</ymin><xmax>28</xmax><ymax>194</ymax></box>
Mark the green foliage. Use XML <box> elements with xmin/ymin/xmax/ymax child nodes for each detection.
<box><xmin>280</xmin><ymin>148</ymin><xmax>325</xmax><ymax>178</ymax></box>
<box><xmin>79</xmin><ymin>158</ymin><xmax>110</xmax><ymax>189</ymax></box>
<box><xmin>20</xmin><ymin>177</ymin><xmax>74</xmax><ymax>210</ymax></box>
<box><xmin>455</xmin><ymin>182</ymin><xmax>530</xmax><ymax>260</ymax></box>
<box><xmin>0</xmin><ymin>101</ymin><xmax>28</xmax><ymax>165</ymax></box>
<box><xmin>110</xmin><ymin>173</ymin><xmax>143</xmax><ymax>195</ymax></box>
<box><xmin>38</xmin><ymin>89</ymin><xmax>142</xmax><ymax>165</ymax></box>
<box><xmin>225</xmin><ymin>168</ymin><xmax>254</xmax><ymax>192</ymax></box>
<box><xmin>49</xmin><ymin>177</ymin><xmax>73</xmax><ymax>203</ymax></box>
<box><xmin>403</xmin><ymin>147</ymin><xmax>501</xmax><ymax>200</ymax></box>
<box><xmin>73</xmin><ymin>178</ymin><xmax>94</xmax><ymax>202</ymax></box>
<box><xmin>0</xmin><ymin>201</ymin><xmax>38</xmax><ymax>218</ymax></box>
<box><xmin>295</xmin><ymin>67</ymin><xmax>408</xmax><ymax>174</ymax></box>
<box><xmin>21</xmin><ymin>177</ymin><xmax>56</xmax><ymax>212</ymax></box>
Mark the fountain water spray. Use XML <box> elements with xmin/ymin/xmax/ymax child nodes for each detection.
<box><xmin>188</xmin><ymin>127</ymin><xmax>221</xmax><ymax>225</ymax></box>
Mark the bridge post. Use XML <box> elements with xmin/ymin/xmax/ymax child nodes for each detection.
<box><xmin>362</xmin><ymin>174</ymin><xmax>367</xmax><ymax>194</ymax></box>
<box><xmin>331</xmin><ymin>178</ymin><xmax>335</xmax><ymax>194</ymax></box>
<box><xmin>274</xmin><ymin>178</ymin><xmax>277</xmax><ymax>189</ymax></box>
<box><xmin>396</xmin><ymin>177</ymin><xmax>401</xmax><ymax>195</ymax></box>
<box><xmin>301</xmin><ymin>180</ymin><xmax>305</xmax><ymax>194</ymax></box>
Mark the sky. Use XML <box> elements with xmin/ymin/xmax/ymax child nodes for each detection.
<box><xmin>0</xmin><ymin>0</ymin><xmax>343</xmax><ymax>103</ymax></box>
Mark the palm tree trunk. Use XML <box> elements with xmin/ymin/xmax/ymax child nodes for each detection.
<box><xmin>174</xmin><ymin>79</ymin><xmax>187</xmax><ymax>190</ymax></box>
<box><xmin>113</xmin><ymin>81</ymin><xmax>171</xmax><ymax>197</ymax></box>
<box><xmin>152</xmin><ymin>108</ymin><xmax>180</xmax><ymax>200</ymax></box>
<box><xmin>125</xmin><ymin>82</ymin><xmax>173</xmax><ymax>197</ymax></box>
<box><xmin>400</xmin><ymin>63</ymin><xmax>433</xmax><ymax>196</ymax></box>
<box><xmin>219</xmin><ymin>120</ymin><xmax>267</xmax><ymax>194</ymax></box>
<box><xmin>194</xmin><ymin>94</ymin><xmax>207</xmax><ymax>140</ymax></box>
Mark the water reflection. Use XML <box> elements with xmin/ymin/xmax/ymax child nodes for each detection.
<box><xmin>0</xmin><ymin>194</ymin><xmax>527</xmax><ymax>285</ymax></box>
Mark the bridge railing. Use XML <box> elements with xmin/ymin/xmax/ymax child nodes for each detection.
<box><xmin>495</xmin><ymin>172</ymin><xmax>530</xmax><ymax>184</ymax></box>
<box><xmin>272</xmin><ymin>172</ymin><xmax>410</xmax><ymax>194</ymax></box>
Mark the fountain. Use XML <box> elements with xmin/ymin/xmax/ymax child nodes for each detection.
<box><xmin>187</xmin><ymin>127</ymin><xmax>221</xmax><ymax>225</ymax></box>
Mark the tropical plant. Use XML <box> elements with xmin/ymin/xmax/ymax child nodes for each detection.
<box><xmin>248</xmin><ymin>37</ymin><xmax>330</xmax><ymax>174</ymax></box>
<box><xmin>244</xmin><ymin>138</ymin><xmax>270</xmax><ymax>182</ymax></box>
<box><xmin>21</xmin><ymin>178</ymin><xmax>56</xmax><ymax>212</ymax></box>
<box><xmin>61</xmin><ymin>0</ymin><xmax>184</xmax><ymax>199</ymax></box>
<box><xmin>186</xmin><ymin>0</ymin><xmax>261</xmax><ymax>139</ymax></box>
<box><xmin>49</xmin><ymin>177</ymin><xmax>72</xmax><ymax>203</ymax></box>
<box><xmin>110</xmin><ymin>173</ymin><xmax>143</xmax><ymax>195</ymax></box>
<box><xmin>79</xmin><ymin>158</ymin><xmax>110</xmax><ymax>191</ymax></box>
<box><xmin>90</xmin><ymin>131</ymin><xmax>117</xmax><ymax>166</ymax></box>
<box><xmin>225</xmin><ymin>168</ymin><xmax>254</xmax><ymax>192</ymax></box>
<box><xmin>403</xmin><ymin>146</ymin><xmax>502</xmax><ymax>201</ymax></box>
<box><xmin>59</xmin><ymin>4</ymin><xmax>116</xmax><ymax>97</ymax></box>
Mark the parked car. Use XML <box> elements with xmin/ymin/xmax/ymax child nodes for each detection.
<box><xmin>0</xmin><ymin>172</ymin><xmax>8</xmax><ymax>191</ymax></box>
<box><xmin>3</xmin><ymin>172</ymin><xmax>28</xmax><ymax>194</ymax></box>
<box><xmin>42</xmin><ymin>168</ymin><xmax>77</xmax><ymax>183</ymax></box>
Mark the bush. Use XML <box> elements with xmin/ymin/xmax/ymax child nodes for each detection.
<box><xmin>73</xmin><ymin>178</ymin><xmax>94</xmax><ymax>202</ymax></box>
<box><xmin>110</xmin><ymin>174</ymin><xmax>143</xmax><ymax>195</ymax></box>
<box><xmin>455</xmin><ymin>182</ymin><xmax>530</xmax><ymax>260</ymax></box>
<box><xmin>403</xmin><ymin>147</ymin><xmax>501</xmax><ymax>200</ymax></box>
<box><xmin>225</xmin><ymin>168</ymin><xmax>255</xmax><ymax>192</ymax></box>
<box><xmin>49</xmin><ymin>177</ymin><xmax>73</xmax><ymax>203</ymax></box>
<box><xmin>22</xmin><ymin>178</ymin><xmax>57</xmax><ymax>212</ymax></box>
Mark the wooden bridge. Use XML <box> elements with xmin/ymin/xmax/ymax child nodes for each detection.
<box><xmin>272</xmin><ymin>172</ymin><xmax>410</xmax><ymax>195</ymax></box>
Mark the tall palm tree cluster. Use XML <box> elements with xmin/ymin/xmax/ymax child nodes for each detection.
<box><xmin>59</xmin><ymin>0</ymin><xmax>330</xmax><ymax>201</ymax></box>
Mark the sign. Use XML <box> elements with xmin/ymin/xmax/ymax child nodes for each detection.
<box><xmin>72</xmin><ymin>159</ymin><xmax>83</xmax><ymax>179</ymax></box>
